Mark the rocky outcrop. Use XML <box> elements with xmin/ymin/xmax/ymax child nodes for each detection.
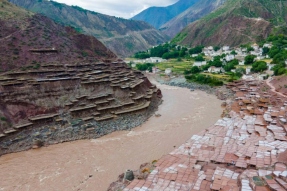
<box><xmin>0</xmin><ymin>0</ymin><xmax>162</xmax><ymax>156</ymax></box>
<box><xmin>8</xmin><ymin>0</ymin><xmax>169</xmax><ymax>57</ymax></box>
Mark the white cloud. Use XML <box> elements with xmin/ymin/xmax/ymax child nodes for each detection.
<box><xmin>54</xmin><ymin>0</ymin><xmax>178</xmax><ymax>18</ymax></box>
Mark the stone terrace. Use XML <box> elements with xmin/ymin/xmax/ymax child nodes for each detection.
<box><xmin>123</xmin><ymin>80</ymin><xmax>287</xmax><ymax>191</ymax></box>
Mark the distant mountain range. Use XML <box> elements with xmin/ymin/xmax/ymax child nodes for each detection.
<box><xmin>160</xmin><ymin>0</ymin><xmax>226</xmax><ymax>37</ymax></box>
<box><xmin>8</xmin><ymin>0</ymin><xmax>169</xmax><ymax>57</ymax></box>
<box><xmin>131</xmin><ymin>0</ymin><xmax>199</xmax><ymax>29</ymax></box>
<box><xmin>132</xmin><ymin>0</ymin><xmax>226</xmax><ymax>38</ymax></box>
<box><xmin>172</xmin><ymin>0</ymin><xmax>287</xmax><ymax>47</ymax></box>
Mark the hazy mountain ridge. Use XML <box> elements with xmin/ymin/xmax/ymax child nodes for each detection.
<box><xmin>131</xmin><ymin>0</ymin><xmax>200</xmax><ymax>29</ymax></box>
<box><xmin>172</xmin><ymin>0</ymin><xmax>287</xmax><ymax>47</ymax></box>
<box><xmin>0</xmin><ymin>0</ymin><xmax>116</xmax><ymax>72</ymax></box>
<box><xmin>160</xmin><ymin>0</ymin><xmax>227</xmax><ymax>37</ymax></box>
<box><xmin>8</xmin><ymin>0</ymin><xmax>169</xmax><ymax>57</ymax></box>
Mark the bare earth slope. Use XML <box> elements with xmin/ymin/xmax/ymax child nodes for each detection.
<box><xmin>172</xmin><ymin>0</ymin><xmax>287</xmax><ymax>47</ymax></box>
<box><xmin>0</xmin><ymin>0</ymin><xmax>162</xmax><ymax>155</ymax></box>
<box><xmin>8</xmin><ymin>0</ymin><xmax>169</xmax><ymax>57</ymax></box>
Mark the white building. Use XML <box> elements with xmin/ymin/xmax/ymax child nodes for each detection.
<box><xmin>239</xmin><ymin>61</ymin><xmax>245</xmax><ymax>66</ymax></box>
<box><xmin>208</xmin><ymin>46</ymin><xmax>213</xmax><ymax>51</ymax></box>
<box><xmin>223</xmin><ymin>46</ymin><xmax>230</xmax><ymax>51</ymax></box>
<box><xmin>263</xmin><ymin>43</ymin><xmax>272</xmax><ymax>48</ymax></box>
<box><xmin>152</xmin><ymin>67</ymin><xmax>160</xmax><ymax>74</ymax></box>
<box><xmin>242</xmin><ymin>75</ymin><xmax>255</xmax><ymax>80</ymax></box>
<box><xmin>194</xmin><ymin>61</ymin><xmax>207</xmax><ymax>67</ymax></box>
<box><xmin>165</xmin><ymin>68</ymin><xmax>172</xmax><ymax>75</ymax></box>
<box><xmin>251</xmin><ymin>43</ymin><xmax>259</xmax><ymax>51</ymax></box>
<box><xmin>191</xmin><ymin>54</ymin><xmax>198</xmax><ymax>57</ymax></box>
<box><xmin>256</xmin><ymin>55</ymin><xmax>265</xmax><ymax>60</ymax></box>
<box><xmin>246</xmin><ymin>67</ymin><xmax>252</xmax><ymax>75</ymax></box>
<box><xmin>146</xmin><ymin>57</ymin><xmax>167</xmax><ymax>63</ymax></box>
<box><xmin>208</xmin><ymin>66</ymin><xmax>225</xmax><ymax>73</ymax></box>
<box><xmin>225</xmin><ymin>54</ymin><xmax>235</xmax><ymax>62</ymax></box>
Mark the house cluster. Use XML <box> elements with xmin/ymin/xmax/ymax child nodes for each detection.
<box><xmin>123</xmin><ymin>79</ymin><xmax>287</xmax><ymax>191</ymax></box>
<box><xmin>127</xmin><ymin>57</ymin><xmax>167</xmax><ymax>65</ymax></box>
<box><xmin>202</xmin><ymin>43</ymin><xmax>271</xmax><ymax>61</ymax></box>
<box><xmin>193</xmin><ymin>43</ymin><xmax>275</xmax><ymax>75</ymax></box>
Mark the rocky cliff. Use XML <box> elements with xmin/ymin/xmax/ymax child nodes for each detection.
<box><xmin>161</xmin><ymin>0</ymin><xmax>226</xmax><ymax>37</ymax></box>
<box><xmin>172</xmin><ymin>0</ymin><xmax>287</xmax><ymax>47</ymax></box>
<box><xmin>8</xmin><ymin>0</ymin><xmax>169</xmax><ymax>57</ymax></box>
<box><xmin>0</xmin><ymin>0</ymin><xmax>162</xmax><ymax>155</ymax></box>
<box><xmin>131</xmin><ymin>0</ymin><xmax>199</xmax><ymax>29</ymax></box>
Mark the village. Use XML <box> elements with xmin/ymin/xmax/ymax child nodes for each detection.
<box><xmin>126</xmin><ymin>42</ymin><xmax>277</xmax><ymax>83</ymax></box>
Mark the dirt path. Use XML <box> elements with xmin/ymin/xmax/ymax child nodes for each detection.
<box><xmin>0</xmin><ymin>76</ymin><xmax>223</xmax><ymax>191</ymax></box>
<box><xmin>266</xmin><ymin>78</ymin><xmax>287</xmax><ymax>98</ymax></box>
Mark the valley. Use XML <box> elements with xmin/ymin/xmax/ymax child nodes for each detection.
<box><xmin>0</xmin><ymin>75</ymin><xmax>223</xmax><ymax>191</ymax></box>
<box><xmin>1</xmin><ymin>0</ymin><xmax>287</xmax><ymax>191</ymax></box>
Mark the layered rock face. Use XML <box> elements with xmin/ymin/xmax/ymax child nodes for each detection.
<box><xmin>0</xmin><ymin>60</ymin><xmax>162</xmax><ymax>155</ymax></box>
<box><xmin>0</xmin><ymin>0</ymin><xmax>162</xmax><ymax>155</ymax></box>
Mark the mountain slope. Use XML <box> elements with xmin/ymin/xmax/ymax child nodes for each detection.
<box><xmin>0</xmin><ymin>0</ymin><xmax>162</xmax><ymax>155</ymax></box>
<box><xmin>173</xmin><ymin>0</ymin><xmax>287</xmax><ymax>47</ymax></box>
<box><xmin>0</xmin><ymin>0</ymin><xmax>115</xmax><ymax>71</ymax></box>
<box><xmin>160</xmin><ymin>0</ymin><xmax>226</xmax><ymax>37</ymax></box>
<box><xmin>131</xmin><ymin>0</ymin><xmax>199</xmax><ymax>29</ymax></box>
<box><xmin>8</xmin><ymin>0</ymin><xmax>169</xmax><ymax>57</ymax></box>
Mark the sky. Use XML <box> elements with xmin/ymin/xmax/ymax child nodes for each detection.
<box><xmin>54</xmin><ymin>0</ymin><xmax>178</xmax><ymax>19</ymax></box>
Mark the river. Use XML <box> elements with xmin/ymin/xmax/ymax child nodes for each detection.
<box><xmin>0</xmin><ymin>75</ymin><xmax>223</xmax><ymax>191</ymax></box>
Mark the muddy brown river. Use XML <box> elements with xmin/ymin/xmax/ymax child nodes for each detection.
<box><xmin>0</xmin><ymin>76</ymin><xmax>223</xmax><ymax>191</ymax></box>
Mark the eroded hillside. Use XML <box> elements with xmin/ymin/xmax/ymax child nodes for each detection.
<box><xmin>0</xmin><ymin>0</ymin><xmax>162</xmax><ymax>155</ymax></box>
<box><xmin>8</xmin><ymin>0</ymin><xmax>169</xmax><ymax>57</ymax></box>
<box><xmin>173</xmin><ymin>0</ymin><xmax>286</xmax><ymax>47</ymax></box>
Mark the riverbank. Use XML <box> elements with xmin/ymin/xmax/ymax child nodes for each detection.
<box><xmin>0</xmin><ymin>75</ymin><xmax>223</xmax><ymax>191</ymax></box>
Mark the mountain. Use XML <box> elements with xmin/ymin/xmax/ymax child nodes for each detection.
<box><xmin>131</xmin><ymin>0</ymin><xmax>200</xmax><ymax>29</ymax></box>
<box><xmin>0</xmin><ymin>0</ymin><xmax>162</xmax><ymax>155</ymax></box>
<box><xmin>160</xmin><ymin>0</ymin><xmax>227</xmax><ymax>37</ymax></box>
<box><xmin>8</xmin><ymin>0</ymin><xmax>169</xmax><ymax>57</ymax></box>
<box><xmin>0</xmin><ymin>0</ymin><xmax>115</xmax><ymax>71</ymax></box>
<box><xmin>172</xmin><ymin>0</ymin><xmax>287</xmax><ymax>47</ymax></box>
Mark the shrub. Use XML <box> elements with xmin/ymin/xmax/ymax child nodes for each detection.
<box><xmin>0</xmin><ymin>117</ymin><xmax>7</xmax><ymax>121</ymax></box>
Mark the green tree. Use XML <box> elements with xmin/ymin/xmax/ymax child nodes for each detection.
<box><xmin>272</xmin><ymin>63</ymin><xmax>286</xmax><ymax>76</ymax></box>
<box><xmin>190</xmin><ymin>66</ymin><xmax>200</xmax><ymax>74</ymax></box>
<box><xmin>179</xmin><ymin>50</ymin><xmax>186</xmax><ymax>57</ymax></box>
<box><xmin>268</xmin><ymin>46</ymin><xmax>280</xmax><ymax>58</ymax></box>
<box><xmin>244</xmin><ymin>55</ymin><xmax>256</xmax><ymax>65</ymax></box>
<box><xmin>262</xmin><ymin>47</ymin><xmax>270</xmax><ymax>55</ymax></box>
<box><xmin>209</xmin><ymin>56</ymin><xmax>223</xmax><ymax>67</ymax></box>
<box><xmin>251</xmin><ymin>61</ymin><xmax>267</xmax><ymax>72</ymax></box>
<box><xmin>189</xmin><ymin>45</ymin><xmax>204</xmax><ymax>54</ymax></box>
<box><xmin>194</xmin><ymin>55</ymin><xmax>205</xmax><ymax>61</ymax></box>
<box><xmin>224</xmin><ymin>62</ymin><xmax>236</xmax><ymax>72</ymax></box>
<box><xmin>214</xmin><ymin>46</ymin><xmax>220</xmax><ymax>51</ymax></box>
<box><xmin>134</xmin><ymin>52</ymin><xmax>150</xmax><ymax>59</ymax></box>
<box><xmin>230</xmin><ymin>50</ymin><xmax>237</xmax><ymax>55</ymax></box>
<box><xmin>247</xmin><ymin>47</ymin><xmax>255</xmax><ymax>52</ymax></box>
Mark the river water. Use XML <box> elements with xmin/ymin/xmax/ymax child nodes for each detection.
<box><xmin>0</xmin><ymin>76</ymin><xmax>223</xmax><ymax>191</ymax></box>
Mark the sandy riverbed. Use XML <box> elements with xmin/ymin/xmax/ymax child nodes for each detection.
<box><xmin>0</xmin><ymin>76</ymin><xmax>223</xmax><ymax>191</ymax></box>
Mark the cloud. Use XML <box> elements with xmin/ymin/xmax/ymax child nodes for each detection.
<box><xmin>54</xmin><ymin>0</ymin><xmax>178</xmax><ymax>18</ymax></box>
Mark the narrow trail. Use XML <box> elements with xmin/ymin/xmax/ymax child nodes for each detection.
<box><xmin>266</xmin><ymin>78</ymin><xmax>287</xmax><ymax>98</ymax></box>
